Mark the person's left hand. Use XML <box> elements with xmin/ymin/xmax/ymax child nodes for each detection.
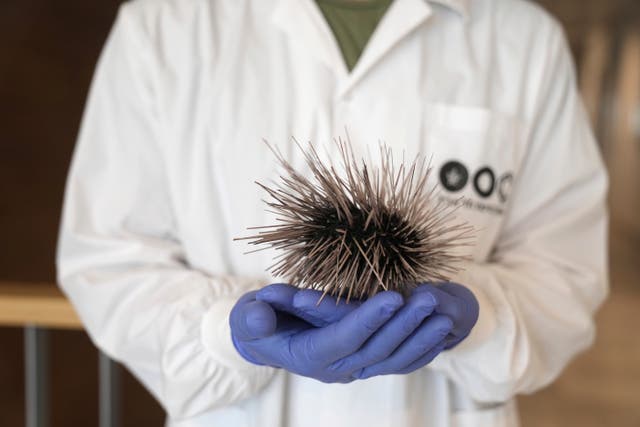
<box><xmin>413</xmin><ymin>282</ymin><xmax>480</xmax><ymax>350</ymax></box>
<box><xmin>257</xmin><ymin>282</ymin><xmax>479</xmax><ymax>378</ymax></box>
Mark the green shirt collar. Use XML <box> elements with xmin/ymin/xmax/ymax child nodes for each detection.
<box><xmin>316</xmin><ymin>0</ymin><xmax>469</xmax><ymax>19</ymax></box>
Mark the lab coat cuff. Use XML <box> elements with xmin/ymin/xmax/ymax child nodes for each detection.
<box><xmin>200</xmin><ymin>296</ymin><xmax>259</xmax><ymax>371</ymax></box>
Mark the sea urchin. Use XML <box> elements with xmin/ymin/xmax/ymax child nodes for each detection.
<box><xmin>236</xmin><ymin>137</ymin><xmax>473</xmax><ymax>302</ymax></box>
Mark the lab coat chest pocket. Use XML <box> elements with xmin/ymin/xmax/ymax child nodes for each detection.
<box><xmin>421</xmin><ymin>104</ymin><xmax>526</xmax><ymax>262</ymax></box>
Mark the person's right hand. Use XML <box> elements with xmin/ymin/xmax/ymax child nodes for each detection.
<box><xmin>230</xmin><ymin>283</ymin><xmax>454</xmax><ymax>382</ymax></box>
<box><xmin>256</xmin><ymin>283</ymin><xmax>457</xmax><ymax>379</ymax></box>
<box><xmin>229</xmin><ymin>288</ymin><xmax>404</xmax><ymax>383</ymax></box>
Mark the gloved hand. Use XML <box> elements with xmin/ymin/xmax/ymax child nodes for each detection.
<box><xmin>232</xmin><ymin>283</ymin><xmax>466</xmax><ymax>381</ymax></box>
<box><xmin>229</xmin><ymin>289</ymin><xmax>406</xmax><ymax>383</ymax></box>
<box><xmin>253</xmin><ymin>283</ymin><xmax>362</xmax><ymax>327</ymax></box>
<box><xmin>256</xmin><ymin>281</ymin><xmax>479</xmax><ymax>378</ymax></box>
<box><xmin>413</xmin><ymin>282</ymin><xmax>480</xmax><ymax>350</ymax></box>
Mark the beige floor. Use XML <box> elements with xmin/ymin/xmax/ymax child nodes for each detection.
<box><xmin>518</xmin><ymin>28</ymin><xmax>640</xmax><ymax>427</ymax></box>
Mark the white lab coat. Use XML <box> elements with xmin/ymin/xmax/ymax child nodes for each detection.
<box><xmin>56</xmin><ymin>0</ymin><xmax>608</xmax><ymax>426</ymax></box>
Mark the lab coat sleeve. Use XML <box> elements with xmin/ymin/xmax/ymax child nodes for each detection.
<box><xmin>429</xmin><ymin>25</ymin><xmax>609</xmax><ymax>402</ymax></box>
<box><xmin>56</xmin><ymin>5</ymin><xmax>275</xmax><ymax>419</ymax></box>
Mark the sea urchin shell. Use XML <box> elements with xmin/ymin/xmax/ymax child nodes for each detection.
<box><xmin>236</xmin><ymin>137</ymin><xmax>473</xmax><ymax>302</ymax></box>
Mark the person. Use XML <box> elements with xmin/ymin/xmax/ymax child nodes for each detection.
<box><xmin>56</xmin><ymin>0</ymin><xmax>608</xmax><ymax>426</ymax></box>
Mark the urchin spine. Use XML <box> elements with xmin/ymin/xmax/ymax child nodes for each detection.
<box><xmin>236</xmin><ymin>137</ymin><xmax>473</xmax><ymax>302</ymax></box>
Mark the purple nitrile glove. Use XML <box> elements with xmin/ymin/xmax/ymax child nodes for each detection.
<box><xmin>229</xmin><ymin>288</ymin><xmax>404</xmax><ymax>383</ymax></box>
<box><xmin>254</xmin><ymin>283</ymin><xmax>362</xmax><ymax>327</ymax></box>
<box><xmin>255</xmin><ymin>283</ymin><xmax>462</xmax><ymax>379</ymax></box>
<box><xmin>412</xmin><ymin>282</ymin><xmax>480</xmax><ymax>349</ymax></box>
<box><xmin>280</xmin><ymin>282</ymin><xmax>480</xmax><ymax>349</ymax></box>
<box><xmin>263</xmin><ymin>282</ymin><xmax>479</xmax><ymax>378</ymax></box>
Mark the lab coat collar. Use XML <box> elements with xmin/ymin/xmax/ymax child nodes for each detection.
<box><xmin>340</xmin><ymin>0</ymin><xmax>433</xmax><ymax>96</ymax></box>
<box><xmin>428</xmin><ymin>0</ymin><xmax>470</xmax><ymax>19</ymax></box>
<box><xmin>272</xmin><ymin>0</ymin><xmax>349</xmax><ymax>77</ymax></box>
<box><xmin>272</xmin><ymin>0</ymin><xmax>436</xmax><ymax>96</ymax></box>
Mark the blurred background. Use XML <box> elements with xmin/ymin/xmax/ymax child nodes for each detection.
<box><xmin>0</xmin><ymin>0</ymin><xmax>638</xmax><ymax>426</ymax></box>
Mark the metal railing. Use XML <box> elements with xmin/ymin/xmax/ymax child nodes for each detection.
<box><xmin>0</xmin><ymin>282</ymin><xmax>120</xmax><ymax>427</ymax></box>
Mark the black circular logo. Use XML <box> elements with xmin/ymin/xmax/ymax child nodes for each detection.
<box><xmin>473</xmin><ymin>166</ymin><xmax>495</xmax><ymax>198</ymax></box>
<box><xmin>498</xmin><ymin>173</ymin><xmax>513</xmax><ymax>203</ymax></box>
<box><xmin>439</xmin><ymin>161</ymin><xmax>469</xmax><ymax>192</ymax></box>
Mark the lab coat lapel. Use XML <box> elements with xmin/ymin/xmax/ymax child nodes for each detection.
<box><xmin>339</xmin><ymin>0</ymin><xmax>433</xmax><ymax>97</ymax></box>
<box><xmin>271</xmin><ymin>0</ymin><xmax>348</xmax><ymax>77</ymax></box>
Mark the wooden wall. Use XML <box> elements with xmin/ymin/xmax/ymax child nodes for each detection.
<box><xmin>0</xmin><ymin>1</ymin><xmax>164</xmax><ymax>425</ymax></box>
